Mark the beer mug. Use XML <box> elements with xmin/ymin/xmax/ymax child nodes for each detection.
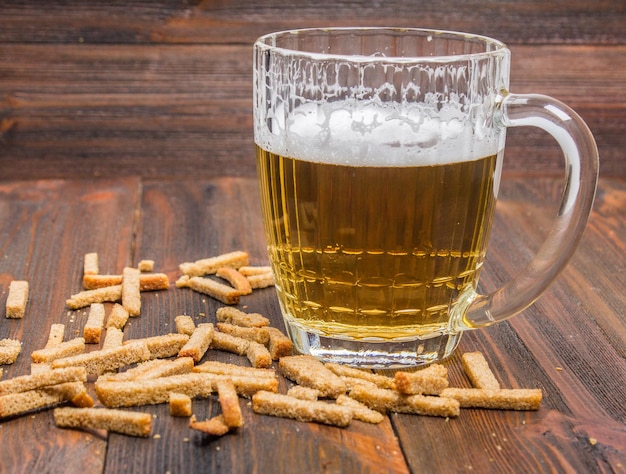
<box><xmin>253</xmin><ymin>28</ymin><xmax>598</xmax><ymax>368</ymax></box>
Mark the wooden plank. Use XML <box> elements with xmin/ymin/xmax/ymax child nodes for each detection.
<box><xmin>0</xmin><ymin>0</ymin><xmax>624</xmax><ymax>45</ymax></box>
<box><xmin>488</xmin><ymin>177</ymin><xmax>626</xmax><ymax>357</ymax></box>
<box><xmin>2</xmin><ymin>44</ymin><xmax>622</xmax><ymax>102</ymax></box>
<box><xmin>510</xmin><ymin>45</ymin><xmax>626</xmax><ymax>105</ymax></box>
<box><xmin>0</xmin><ymin>43</ymin><xmax>254</xmax><ymax>180</ymax></box>
<box><xmin>0</xmin><ymin>44</ymin><xmax>624</xmax><ymax>180</ymax></box>
<box><xmin>0</xmin><ymin>178</ymin><xmax>140</xmax><ymax>473</ymax></box>
<box><xmin>392</xmin><ymin>177</ymin><xmax>626</xmax><ymax>472</ymax></box>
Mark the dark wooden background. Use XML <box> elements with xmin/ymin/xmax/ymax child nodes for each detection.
<box><xmin>0</xmin><ymin>0</ymin><xmax>624</xmax><ymax>181</ymax></box>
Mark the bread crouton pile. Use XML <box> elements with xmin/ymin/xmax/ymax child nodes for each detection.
<box><xmin>0</xmin><ymin>251</ymin><xmax>542</xmax><ymax>439</ymax></box>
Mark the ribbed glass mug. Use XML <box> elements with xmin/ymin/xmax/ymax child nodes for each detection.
<box><xmin>253</xmin><ymin>28</ymin><xmax>598</xmax><ymax>368</ymax></box>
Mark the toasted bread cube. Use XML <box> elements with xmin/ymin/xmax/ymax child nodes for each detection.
<box><xmin>178</xmin><ymin>277</ymin><xmax>242</xmax><ymax>305</ymax></box>
<box><xmin>84</xmin><ymin>303</ymin><xmax>105</xmax><ymax>344</ymax></box>
<box><xmin>84</xmin><ymin>273</ymin><xmax>169</xmax><ymax>291</ymax></box>
<box><xmin>189</xmin><ymin>414</ymin><xmax>230</xmax><ymax>436</ymax></box>
<box><xmin>51</xmin><ymin>341</ymin><xmax>151</xmax><ymax>376</ymax></box>
<box><xmin>336</xmin><ymin>394</ymin><xmax>385</xmax><ymax>424</ymax></box>
<box><xmin>135</xmin><ymin>357</ymin><xmax>195</xmax><ymax>381</ymax></box>
<box><xmin>216</xmin><ymin>307</ymin><xmax>269</xmax><ymax>328</ymax></box>
<box><xmin>252</xmin><ymin>391</ymin><xmax>353</xmax><ymax>427</ymax></box>
<box><xmin>216</xmin><ymin>323</ymin><xmax>269</xmax><ymax>345</ymax></box>
<box><xmin>54</xmin><ymin>407</ymin><xmax>152</xmax><ymax>437</ymax></box>
<box><xmin>178</xmin><ymin>324</ymin><xmax>214</xmax><ymax>362</ymax></box>
<box><xmin>83</xmin><ymin>252</ymin><xmax>99</xmax><ymax>276</ymax></box>
<box><xmin>287</xmin><ymin>385</ymin><xmax>320</xmax><ymax>401</ymax></box>
<box><xmin>102</xmin><ymin>327</ymin><xmax>124</xmax><ymax>350</ymax></box>
<box><xmin>122</xmin><ymin>267</ymin><xmax>141</xmax><ymax>316</ymax></box>
<box><xmin>6</xmin><ymin>280</ymin><xmax>28</xmax><ymax>318</ymax></box>
<box><xmin>124</xmin><ymin>333</ymin><xmax>190</xmax><ymax>359</ymax></box>
<box><xmin>66</xmin><ymin>285</ymin><xmax>122</xmax><ymax>309</ymax></box>
<box><xmin>175</xmin><ymin>315</ymin><xmax>196</xmax><ymax>336</ymax></box>
<box><xmin>193</xmin><ymin>361</ymin><xmax>276</xmax><ymax>379</ymax></box>
<box><xmin>70</xmin><ymin>388</ymin><xmax>95</xmax><ymax>408</ymax></box>
<box><xmin>216</xmin><ymin>380</ymin><xmax>243</xmax><ymax>428</ymax></box>
<box><xmin>0</xmin><ymin>382</ymin><xmax>85</xmax><ymax>418</ymax></box>
<box><xmin>138</xmin><ymin>260</ymin><xmax>155</xmax><ymax>272</ymax></box>
<box><xmin>349</xmin><ymin>385</ymin><xmax>460</xmax><ymax>417</ymax></box>
<box><xmin>95</xmin><ymin>373</ymin><xmax>215</xmax><ymax>407</ymax></box>
<box><xmin>101</xmin><ymin>357</ymin><xmax>194</xmax><ymax>383</ymax></box>
<box><xmin>0</xmin><ymin>366</ymin><xmax>87</xmax><ymax>396</ymax></box>
<box><xmin>216</xmin><ymin>267</ymin><xmax>252</xmax><ymax>295</ymax></box>
<box><xmin>266</xmin><ymin>327</ymin><xmax>293</xmax><ymax>360</ymax></box>
<box><xmin>31</xmin><ymin>338</ymin><xmax>85</xmax><ymax>364</ymax></box>
<box><xmin>326</xmin><ymin>362</ymin><xmax>395</xmax><ymax>390</ymax></box>
<box><xmin>394</xmin><ymin>366</ymin><xmax>449</xmax><ymax>395</ymax></box>
<box><xmin>106</xmin><ymin>303</ymin><xmax>129</xmax><ymax>330</ymax></box>
<box><xmin>461</xmin><ymin>352</ymin><xmax>501</xmax><ymax>390</ymax></box>
<box><xmin>237</xmin><ymin>266</ymin><xmax>272</xmax><ymax>276</ymax></box>
<box><xmin>179</xmin><ymin>251</ymin><xmax>249</xmax><ymax>277</ymax></box>
<box><xmin>246</xmin><ymin>272</ymin><xmax>274</xmax><ymax>289</ymax></box>
<box><xmin>440</xmin><ymin>388</ymin><xmax>542</xmax><ymax>410</ymax></box>
<box><xmin>0</xmin><ymin>339</ymin><xmax>21</xmax><ymax>365</ymax></box>
<box><xmin>279</xmin><ymin>355</ymin><xmax>346</xmax><ymax>398</ymax></box>
<box><xmin>45</xmin><ymin>324</ymin><xmax>65</xmax><ymax>348</ymax></box>
<box><xmin>210</xmin><ymin>331</ymin><xmax>249</xmax><ymax>356</ymax></box>
<box><xmin>246</xmin><ymin>341</ymin><xmax>272</xmax><ymax>369</ymax></box>
<box><xmin>169</xmin><ymin>392</ymin><xmax>192</xmax><ymax>417</ymax></box>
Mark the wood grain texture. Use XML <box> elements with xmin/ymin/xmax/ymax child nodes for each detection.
<box><xmin>1</xmin><ymin>44</ymin><xmax>624</xmax><ymax>179</ymax></box>
<box><xmin>0</xmin><ymin>0</ymin><xmax>624</xmax><ymax>45</ymax></box>
<box><xmin>0</xmin><ymin>1</ymin><xmax>624</xmax><ymax>181</ymax></box>
<box><xmin>0</xmin><ymin>176</ymin><xmax>623</xmax><ymax>473</ymax></box>
<box><xmin>0</xmin><ymin>178</ymin><xmax>140</xmax><ymax>473</ymax></box>
<box><xmin>390</xmin><ymin>176</ymin><xmax>626</xmax><ymax>473</ymax></box>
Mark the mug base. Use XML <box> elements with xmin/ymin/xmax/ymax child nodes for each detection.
<box><xmin>283</xmin><ymin>320</ymin><xmax>463</xmax><ymax>369</ymax></box>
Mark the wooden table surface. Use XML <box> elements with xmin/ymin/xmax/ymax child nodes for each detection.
<box><xmin>0</xmin><ymin>1</ymin><xmax>625</xmax><ymax>473</ymax></box>
<box><xmin>0</xmin><ymin>175</ymin><xmax>623</xmax><ymax>473</ymax></box>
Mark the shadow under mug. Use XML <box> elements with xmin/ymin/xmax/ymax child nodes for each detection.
<box><xmin>253</xmin><ymin>28</ymin><xmax>598</xmax><ymax>368</ymax></box>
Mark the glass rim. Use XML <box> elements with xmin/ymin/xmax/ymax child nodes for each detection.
<box><xmin>254</xmin><ymin>27</ymin><xmax>509</xmax><ymax>63</ymax></box>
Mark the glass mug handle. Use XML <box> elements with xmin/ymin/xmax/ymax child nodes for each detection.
<box><xmin>457</xmin><ymin>92</ymin><xmax>599</xmax><ymax>330</ymax></box>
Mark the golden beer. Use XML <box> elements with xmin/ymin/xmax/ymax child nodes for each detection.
<box><xmin>254</xmin><ymin>28</ymin><xmax>598</xmax><ymax>367</ymax></box>
<box><xmin>256</xmin><ymin>145</ymin><xmax>499</xmax><ymax>341</ymax></box>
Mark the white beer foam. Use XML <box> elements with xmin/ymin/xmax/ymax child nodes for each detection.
<box><xmin>257</xmin><ymin>101</ymin><xmax>500</xmax><ymax>166</ymax></box>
